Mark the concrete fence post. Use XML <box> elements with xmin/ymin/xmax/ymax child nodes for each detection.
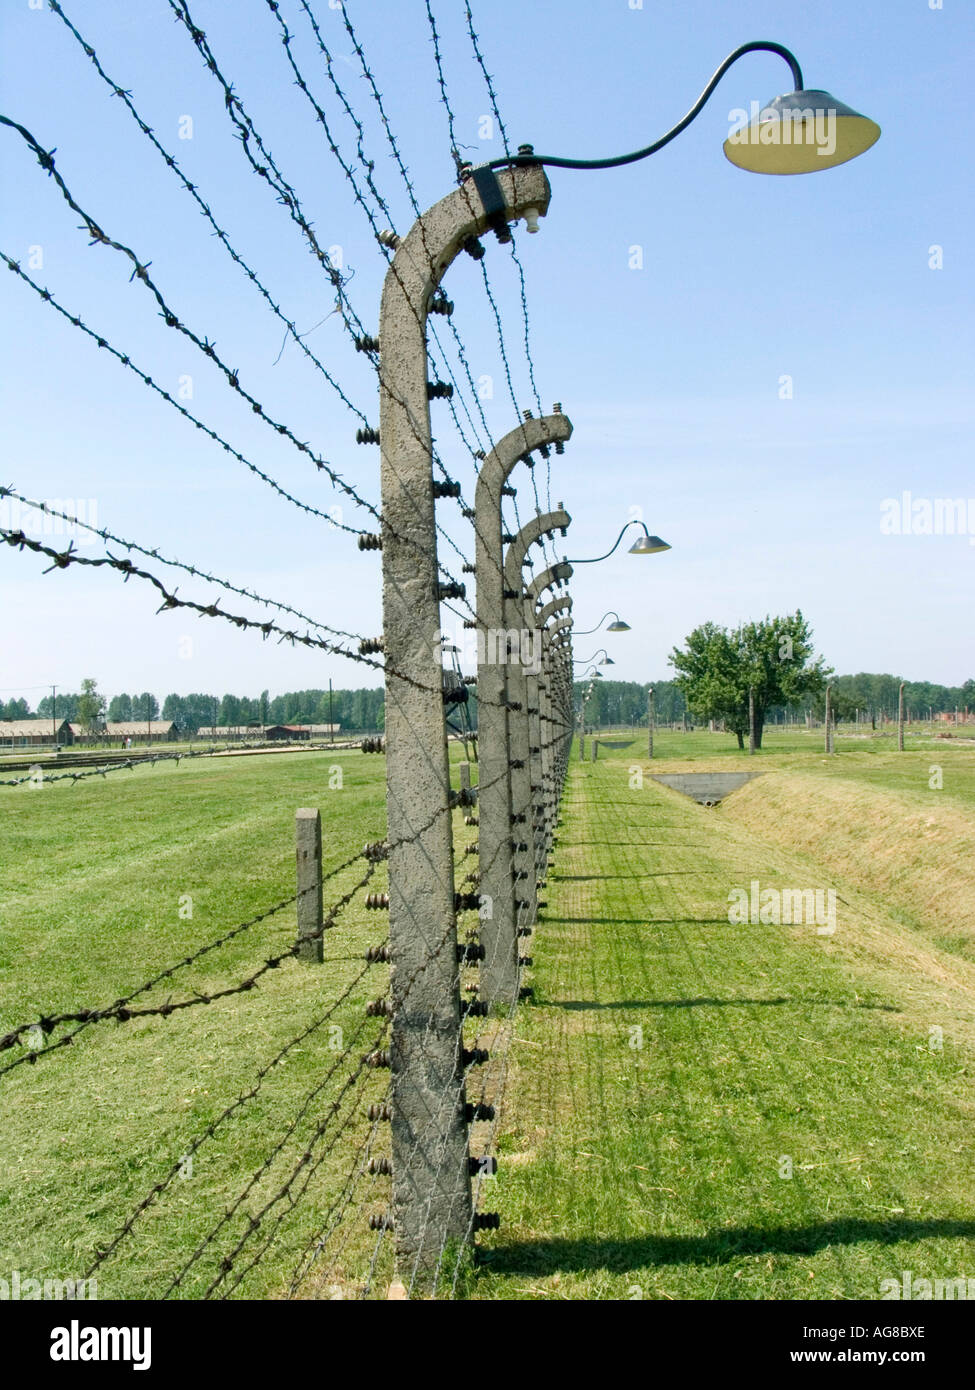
<box><xmin>295</xmin><ymin>807</ymin><xmax>323</xmax><ymax>963</ymax></box>
<box><xmin>825</xmin><ymin>683</ymin><xmax>834</xmax><ymax>755</ymax></box>
<box><xmin>458</xmin><ymin>759</ymin><xmax>471</xmax><ymax>793</ymax></box>
<box><xmin>474</xmin><ymin>414</ymin><xmax>572</xmax><ymax>1008</ymax></box>
<box><xmin>898</xmin><ymin>681</ymin><xmax>906</xmax><ymax>752</ymax></box>
<box><xmin>377</xmin><ymin>161</ymin><xmax>552</xmax><ymax>1272</ymax></box>
<box><xmin>503</xmin><ymin>509</ymin><xmax>571</xmax><ymax>938</ymax></box>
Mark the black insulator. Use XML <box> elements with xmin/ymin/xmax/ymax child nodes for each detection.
<box><xmin>358</xmin><ymin>635</ymin><xmax>385</xmax><ymax>655</ymax></box>
<box><xmin>365</xmin><ymin>892</ymin><xmax>390</xmax><ymax>910</ymax></box>
<box><xmin>443</xmin><ymin>685</ymin><xmax>469</xmax><ymax>707</ymax></box>
<box><xmin>449</xmin><ymin>787</ymin><xmax>477</xmax><ymax>808</ymax></box>
<box><xmin>463</xmin><ymin>675</ymin><xmax>477</xmax><ymax>685</ymax></box>
<box><xmin>369</xmin><ymin>1212</ymin><xmax>393</xmax><ymax>1231</ymax></box>
<box><xmin>363</xmin><ymin>841</ymin><xmax>389</xmax><ymax>861</ymax></box>
<box><xmin>428</xmin><ymin>291</ymin><xmax>454</xmax><ymax>316</ymax></box>
<box><xmin>456</xmin><ymin>942</ymin><xmax>485</xmax><ymax>961</ymax></box>
<box><xmin>365</xmin><ymin>1048</ymin><xmax>391</xmax><ymax>1069</ymax></box>
<box><xmin>354</xmin><ymin>334</ymin><xmax>380</xmax><ymax>353</ymax></box>
<box><xmin>464</xmin><ymin>843</ymin><xmax>479</xmax><ymax>855</ymax></box>
<box><xmin>462</xmin><ymin>1047</ymin><xmax>490</xmax><ymax>1066</ymax></box>
<box><xmin>469</xmin><ymin>1156</ymin><xmax>499</xmax><ymax>1175</ymax></box>
<box><xmin>357</xmin><ymin>533</ymin><xmax>383</xmax><ymax>551</ymax></box>
<box><xmin>518</xmin><ymin>926</ymin><xmax>532</xmax><ymax>937</ymax></box>
<box><xmin>519</xmin><ymin>956</ymin><xmax>533</xmax><ymax>967</ymax></box>
<box><xmin>360</xmin><ymin>737</ymin><xmax>385</xmax><ymax>753</ymax></box>
<box><xmin>461</xmin><ymin>507</ymin><xmax>475</xmax><ymax>520</ymax></box>
<box><xmin>466</xmin><ymin>1000</ymin><xmax>488</xmax><ymax>1017</ymax></box>
<box><xmin>462</xmin><ymin>563</ymin><xmax>476</xmax><ymax>574</ymax></box>
<box><xmin>368</xmin><ymin>1157</ymin><xmax>393</xmax><ymax>1175</ymax></box>
<box><xmin>510</xmin><ymin>813</ymin><xmax>526</xmax><ymax>824</ymax></box>
<box><xmin>537</xmin><ymin>901</ymin><xmax>547</xmax><ymax>909</ymax></box>
<box><xmin>473</xmin><ymin>1212</ymin><xmax>501</xmax><ymax>1231</ymax></box>
<box><xmin>431</xmin><ymin>480</ymin><xmax>461</xmax><ymax>500</ymax></box>
<box><xmin>510</xmin><ymin>758</ymin><xmax>525</xmax><ymax>769</ymax></box>
<box><xmin>501</xmin><ymin>485</ymin><xmax>516</xmax><ymax>497</ymax></box>
<box><xmin>502</xmin><ymin>587</ymin><xmax>519</xmax><ymax>600</ymax></box>
<box><xmin>454</xmin><ymin>893</ymin><xmax>482</xmax><ymax>913</ymax></box>
<box><xmin>463</xmin><ymin>236</ymin><xmax>485</xmax><ymax>260</ymax></box>
<box><xmin>464</xmin><ymin>815</ymin><xmax>478</xmax><ymax>827</ymax></box>
<box><xmin>427</xmin><ymin>380</ymin><xmax>455</xmax><ymax>400</ymax></box>
<box><xmin>368</xmin><ymin>1103</ymin><xmax>392</xmax><ymax>1121</ymax></box>
<box><xmin>519</xmin><ymin>986</ymin><xmax>534</xmax><ymax>1002</ymax></box>
<box><xmin>366</xmin><ymin>944</ymin><xmax>391</xmax><ymax>963</ymax></box>
<box><xmin>501</xmin><ymin>532</ymin><xmax>516</xmax><ymax>544</ymax></box>
<box><xmin>356</xmin><ymin>427</ymin><xmax>380</xmax><ymax>445</ymax></box>
<box><xmin>511</xmin><ymin>841</ymin><xmax>528</xmax><ymax>853</ymax></box>
<box><xmin>436</xmin><ymin>580</ymin><xmax>466</xmax><ymax>600</ymax></box>
<box><xmin>365</xmin><ymin>998</ymin><xmax>392</xmax><ymax>1017</ymax></box>
<box><xmin>538</xmin><ymin>444</ymin><xmax>551</xmax><ymax>460</ymax></box>
<box><xmin>463</xmin><ymin>619</ymin><xmax>477</xmax><ymax>630</ymax></box>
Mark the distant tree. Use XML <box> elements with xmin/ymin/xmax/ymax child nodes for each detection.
<box><xmin>108</xmin><ymin>693</ymin><xmax>133</xmax><ymax>721</ymax></box>
<box><xmin>37</xmin><ymin>692</ymin><xmax>80</xmax><ymax>721</ymax></box>
<box><xmin>1</xmin><ymin>697</ymin><xmax>32</xmax><ymax>719</ymax></box>
<box><xmin>131</xmin><ymin>691</ymin><xmax>159</xmax><ymax>722</ymax></box>
<box><xmin>671</xmin><ymin>612</ymin><xmax>829</xmax><ymax>749</ymax></box>
<box><xmin>77</xmin><ymin>678</ymin><xmax>107</xmax><ymax>733</ymax></box>
<box><xmin>219</xmin><ymin>694</ymin><xmax>241</xmax><ymax>726</ymax></box>
<box><xmin>259</xmin><ymin>689</ymin><xmax>269</xmax><ymax>725</ymax></box>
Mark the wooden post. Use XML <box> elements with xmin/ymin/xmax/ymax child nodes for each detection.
<box><xmin>295</xmin><ymin>808</ymin><xmax>323</xmax><ymax>963</ymax></box>
<box><xmin>748</xmin><ymin>686</ymin><xmax>756</xmax><ymax>756</ymax></box>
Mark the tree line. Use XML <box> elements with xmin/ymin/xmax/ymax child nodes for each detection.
<box><xmin>0</xmin><ymin>686</ymin><xmax>386</xmax><ymax>732</ymax></box>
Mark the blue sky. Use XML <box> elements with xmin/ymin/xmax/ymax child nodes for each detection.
<box><xmin>1</xmin><ymin>0</ymin><xmax>972</xmax><ymax>706</ymax></box>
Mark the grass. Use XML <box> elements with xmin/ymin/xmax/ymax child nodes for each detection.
<box><xmin>470</xmin><ymin>738</ymin><xmax>975</xmax><ymax>1299</ymax></box>
<box><xmin>3</xmin><ymin>728</ymin><xmax>974</xmax><ymax>1300</ymax></box>
<box><xmin>0</xmin><ymin>748</ymin><xmax>407</xmax><ymax>1299</ymax></box>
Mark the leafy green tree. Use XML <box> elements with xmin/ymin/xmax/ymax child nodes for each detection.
<box><xmin>670</xmin><ymin>612</ymin><xmax>829</xmax><ymax>749</ymax></box>
<box><xmin>77</xmin><ymin>678</ymin><xmax>106</xmax><ymax>733</ymax></box>
<box><xmin>1</xmin><ymin>697</ymin><xmax>32</xmax><ymax>719</ymax></box>
<box><xmin>108</xmin><ymin>693</ymin><xmax>133</xmax><ymax>721</ymax></box>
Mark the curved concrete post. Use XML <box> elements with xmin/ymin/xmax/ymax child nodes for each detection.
<box><xmin>379</xmin><ymin>163</ymin><xmax>551</xmax><ymax>1268</ymax></box>
<box><xmin>527</xmin><ymin>560</ymin><xmax>572</xmax><ymax>609</ymax></box>
<box><xmin>474</xmin><ymin>414</ymin><xmax>572</xmax><ymax>1007</ymax></box>
<box><xmin>503</xmin><ymin>510</ymin><xmax>571</xmax><ymax>927</ymax></box>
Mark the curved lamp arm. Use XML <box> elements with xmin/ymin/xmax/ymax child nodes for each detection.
<box><xmin>486</xmin><ymin>42</ymin><xmax>803</xmax><ymax>173</ymax></box>
<box><xmin>570</xmin><ymin>520</ymin><xmax>649</xmax><ymax>565</ymax></box>
<box><xmin>573</xmin><ymin>649</ymin><xmax>611</xmax><ymax>666</ymax></box>
<box><xmin>575</xmin><ymin>610</ymin><xmax>624</xmax><ymax>637</ymax></box>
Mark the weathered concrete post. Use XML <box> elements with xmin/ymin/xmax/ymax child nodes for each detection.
<box><xmin>474</xmin><ymin>414</ymin><xmax>572</xmax><ymax>1007</ymax></box>
<box><xmin>648</xmin><ymin>684</ymin><xmax>655</xmax><ymax>759</ymax></box>
<box><xmin>378</xmin><ymin>161</ymin><xmax>551</xmax><ymax>1270</ymax></box>
<box><xmin>748</xmin><ymin>686</ymin><xmax>756</xmax><ymax>756</ymax></box>
<box><xmin>536</xmin><ymin>597</ymin><xmax>572</xmax><ymax>852</ymax></box>
<box><xmin>503</xmin><ymin>510</ymin><xmax>571</xmax><ymax>931</ymax></box>
<box><xmin>898</xmin><ymin>681</ymin><xmax>906</xmax><ymax>752</ymax></box>
<box><xmin>295</xmin><ymin>807</ymin><xmax>323</xmax><ymax>963</ymax></box>
<box><xmin>458</xmin><ymin>759</ymin><xmax>471</xmax><ymax>792</ymax></box>
<box><xmin>824</xmin><ymin>683</ymin><xmax>834</xmax><ymax>755</ymax></box>
<box><xmin>534</xmin><ymin>612</ymin><xmax>572</xmax><ymax>880</ymax></box>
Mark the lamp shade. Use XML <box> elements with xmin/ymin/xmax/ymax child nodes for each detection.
<box><xmin>629</xmin><ymin>534</ymin><xmax>671</xmax><ymax>555</ymax></box>
<box><xmin>607</xmin><ymin>619</ymin><xmax>631</xmax><ymax>632</ymax></box>
<box><xmin>723</xmin><ymin>90</ymin><xmax>880</xmax><ymax>174</ymax></box>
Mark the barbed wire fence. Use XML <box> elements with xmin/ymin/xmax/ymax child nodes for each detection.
<box><xmin>0</xmin><ymin>0</ymin><xmax>576</xmax><ymax>1299</ymax></box>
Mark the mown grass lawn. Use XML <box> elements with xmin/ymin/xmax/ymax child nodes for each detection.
<box><xmin>0</xmin><ymin>748</ymin><xmax>410</xmax><ymax>1300</ymax></box>
<box><xmin>471</xmin><ymin>742</ymin><xmax>975</xmax><ymax>1300</ymax></box>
